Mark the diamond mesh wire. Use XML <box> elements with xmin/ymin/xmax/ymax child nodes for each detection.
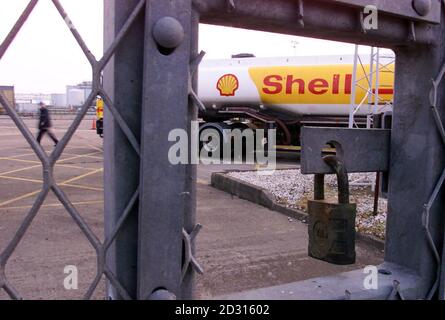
<box><xmin>0</xmin><ymin>0</ymin><xmax>145</xmax><ymax>300</ymax></box>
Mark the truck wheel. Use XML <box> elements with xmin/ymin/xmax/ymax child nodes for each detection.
<box><xmin>200</xmin><ymin>128</ymin><xmax>223</xmax><ymax>159</ymax></box>
<box><xmin>199</xmin><ymin>122</ymin><xmax>231</xmax><ymax>160</ymax></box>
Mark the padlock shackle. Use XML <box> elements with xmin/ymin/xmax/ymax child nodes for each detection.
<box><xmin>323</xmin><ymin>155</ymin><xmax>350</xmax><ymax>204</ymax></box>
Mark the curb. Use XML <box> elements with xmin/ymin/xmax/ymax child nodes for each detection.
<box><xmin>211</xmin><ymin>171</ymin><xmax>385</xmax><ymax>251</ymax></box>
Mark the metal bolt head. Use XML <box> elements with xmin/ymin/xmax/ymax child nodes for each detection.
<box><xmin>148</xmin><ymin>289</ymin><xmax>176</xmax><ymax>300</ymax></box>
<box><xmin>412</xmin><ymin>0</ymin><xmax>431</xmax><ymax>16</ymax></box>
<box><xmin>153</xmin><ymin>17</ymin><xmax>184</xmax><ymax>49</ymax></box>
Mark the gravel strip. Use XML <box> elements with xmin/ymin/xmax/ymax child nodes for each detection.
<box><xmin>227</xmin><ymin>169</ymin><xmax>387</xmax><ymax>240</ymax></box>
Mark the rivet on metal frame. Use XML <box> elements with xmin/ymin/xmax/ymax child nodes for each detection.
<box><xmin>152</xmin><ymin>16</ymin><xmax>185</xmax><ymax>50</ymax></box>
<box><xmin>412</xmin><ymin>0</ymin><xmax>432</xmax><ymax>16</ymax></box>
<box><xmin>149</xmin><ymin>289</ymin><xmax>177</xmax><ymax>300</ymax></box>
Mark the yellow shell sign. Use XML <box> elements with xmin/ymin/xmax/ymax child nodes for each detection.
<box><xmin>217</xmin><ymin>74</ymin><xmax>239</xmax><ymax>96</ymax></box>
<box><xmin>248</xmin><ymin>64</ymin><xmax>394</xmax><ymax>105</ymax></box>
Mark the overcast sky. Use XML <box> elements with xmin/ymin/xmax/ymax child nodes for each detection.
<box><xmin>0</xmin><ymin>0</ymin><xmax>380</xmax><ymax>94</ymax></box>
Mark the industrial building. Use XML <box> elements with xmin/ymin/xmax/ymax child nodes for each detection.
<box><xmin>0</xmin><ymin>86</ymin><xmax>14</xmax><ymax>114</ymax></box>
<box><xmin>12</xmin><ymin>81</ymin><xmax>92</xmax><ymax>113</ymax></box>
<box><xmin>66</xmin><ymin>81</ymin><xmax>92</xmax><ymax>107</ymax></box>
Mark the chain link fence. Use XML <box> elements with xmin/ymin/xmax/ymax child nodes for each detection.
<box><xmin>0</xmin><ymin>0</ymin><xmax>145</xmax><ymax>299</ymax></box>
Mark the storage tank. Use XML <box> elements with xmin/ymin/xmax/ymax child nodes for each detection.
<box><xmin>67</xmin><ymin>89</ymin><xmax>86</xmax><ymax>107</ymax></box>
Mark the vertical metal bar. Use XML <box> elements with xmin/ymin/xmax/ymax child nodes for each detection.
<box><xmin>366</xmin><ymin>47</ymin><xmax>375</xmax><ymax>129</ymax></box>
<box><xmin>349</xmin><ymin>44</ymin><xmax>359</xmax><ymax>128</ymax></box>
<box><xmin>104</xmin><ymin>0</ymin><xmax>144</xmax><ymax>300</ymax></box>
<box><xmin>368</xmin><ymin>47</ymin><xmax>375</xmax><ymax>107</ymax></box>
<box><xmin>373</xmin><ymin>172</ymin><xmax>380</xmax><ymax>215</ymax></box>
<box><xmin>137</xmin><ymin>0</ymin><xmax>195</xmax><ymax>300</ymax></box>
<box><xmin>373</xmin><ymin>48</ymin><xmax>381</xmax><ymax>115</ymax></box>
<box><xmin>181</xmin><ymin>8</ymin><xmax>199</xmax><ymax>299</ymax></box>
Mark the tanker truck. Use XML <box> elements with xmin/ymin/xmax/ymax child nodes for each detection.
<box><xmin>96</xmin><ymin>54</ymin><xmax>394</xmax><ymax>151</ymax></box>
<box><xmin>198</xmin><ymin>54</ymin><xmax>394</xmax><ymax>152</ymax></box>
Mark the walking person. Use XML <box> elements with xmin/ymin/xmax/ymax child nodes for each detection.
<box><xmin>36</xmin><ymin>102</ymin><xmax>59</xmax><ymax>146</ymax></box>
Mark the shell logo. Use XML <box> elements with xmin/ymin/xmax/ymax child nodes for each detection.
<box><xmin>217</xmin><ymin>74</ymin><xmax>239</xmax><ymax>97</ymax></box>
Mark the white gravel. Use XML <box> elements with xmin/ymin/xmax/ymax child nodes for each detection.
<box><xmin>227</xmin><ymin>169</ymin><xmax>387</xmax><ymax>239</ymax></box>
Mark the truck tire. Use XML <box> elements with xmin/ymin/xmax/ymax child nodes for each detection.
<box><xmin>199</xmin><ymin>122</ymin><xmax>231</xmax><ymax>160</ymax></box>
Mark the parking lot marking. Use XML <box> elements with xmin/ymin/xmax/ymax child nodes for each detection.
<box><xmin>61</xmin><ymin>152</ymin><xmax>103</xmax><ymax>160</ymax></box>
<box><xmin>85</xmin><ymin>144</ymin><xmax>103</xmax><ymax>153</ymax></box>
<box><xmin>60</xmin><ymin>168</ymin><xmax>103</xmax><ymax>185</ymax></box>
<box><xmin>0</xmin><ymin>157</ymin><xmax>40</xmax><ymax>164</ymax></box>
<box><xmin>0</xmin><ymin>168</ymin><xmax>103</xmax><ymax>207</ymax></box>
<box><xmin>0</xmin><ymin>200</ymin><xmax>104</xmax><ymax>211</ymax></box>
<box><xmin>0</xmin><ymin>146</ymin><xmax>38</xmax><ymax>152</ymax></box>
<box><xmin>0</xmin><ymin>152</ymin><xmax>101</xmax><ymax>168</ymax></box>
<box><xmin>0</xmin><ymin>164</ymin><xmax>42</xmax><ymax>176</ymax></box>
<box><xmin>0</xmin><ymin>175</ymin><xmax>43</xmax><ymax>184</ymax></box>
<box><xmin>62</xmin><ymin>183</ymin><xmax>103</xmax><ymax>192</ymax></box>
<box><xmin>9</xmin><ymin>152</ymin><xmax>37</xmax><ymax>159</ymax></box>
<box><xmin>0</xmin><ymin>189</ymin><xmax>41</xmax><ymax>207</ymax></box>
<box><xmin>0</xmin><ymin>133</ymin><xmax>29</xmax><ymax>137</ymax></box>
<box><xmin>0</xmin><ymin>126</ymin><xmax>22</xmax><ymax>130</ymax></box>
<box><xmin>0</xmin><ymin>145</ymin><xmax>100</xmax><ymax>154</ymax></box>
<box><xmin>57</xmin><ymin>164</ymin><xmax>98</xmax><ymax>171</ymax></box>
<box><xmin>56</xmin><ymin>151</ymin><xmax>102</xmax><ymax>164</ymax></box>
<box><xmin>0</xmin><ymin>163</ymin><xmax>95</xmax><ymax>177</ymax></box>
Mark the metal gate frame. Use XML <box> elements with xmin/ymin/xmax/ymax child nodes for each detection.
<box><xmin>1</xmin><ymin>0</ymin><xmax>445</xmax><ymax>300</ymax></box>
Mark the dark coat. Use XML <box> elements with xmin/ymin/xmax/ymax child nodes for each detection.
<box><xmin>38</xmin><ymin>107</ymin><xmax>52</xmax><ymax>129</ymax></box>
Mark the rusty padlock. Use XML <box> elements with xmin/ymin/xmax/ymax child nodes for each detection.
<box><xmin>308</xmin><ymin>155</ymin><xmax>357</xmax><ymax>265</ymax></box>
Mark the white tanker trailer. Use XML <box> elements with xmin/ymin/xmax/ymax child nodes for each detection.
<box><xmin>95</xmin><ymin>54</ymin><xmax>394</xmax><ymax>148</ymax></box>
<box><xmin>197</xmin><ymin>54</ymin><xmax>394</xmax><ymax>147</ymax></box>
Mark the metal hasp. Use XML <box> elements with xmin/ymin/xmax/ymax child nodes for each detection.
<box><xmin>137</xmin><ymin>0</ymin><xmax>199</xmax><ymax>300</ymax></box>
<box><xmin>308</xmin><ymin>156</ymin><xmax>357</xmax><ymax>265</ymax></box>
<box><xmin>300</xmin><ymin>127</ymin><xmax>391</xmax><ymax>174</ymax></box>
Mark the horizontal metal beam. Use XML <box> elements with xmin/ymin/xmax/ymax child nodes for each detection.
<box><xmin>195</xmin><ymin>0</ymin><xmax>438</xmax><ymax>47</ymax></box>
<box><xmin>300</xmin><ymin>127</ymin><xmax>391</xmax><ymax>174</ymax></box>
<box><xmin>219</xmin><ymin>262</ymin><xmax>423</xmax><ymax>300</ymax></box>
<box><xmin>328</xmin><ymin>0</ymin><xmax>440</xmax><ymax>24</ymax></box>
